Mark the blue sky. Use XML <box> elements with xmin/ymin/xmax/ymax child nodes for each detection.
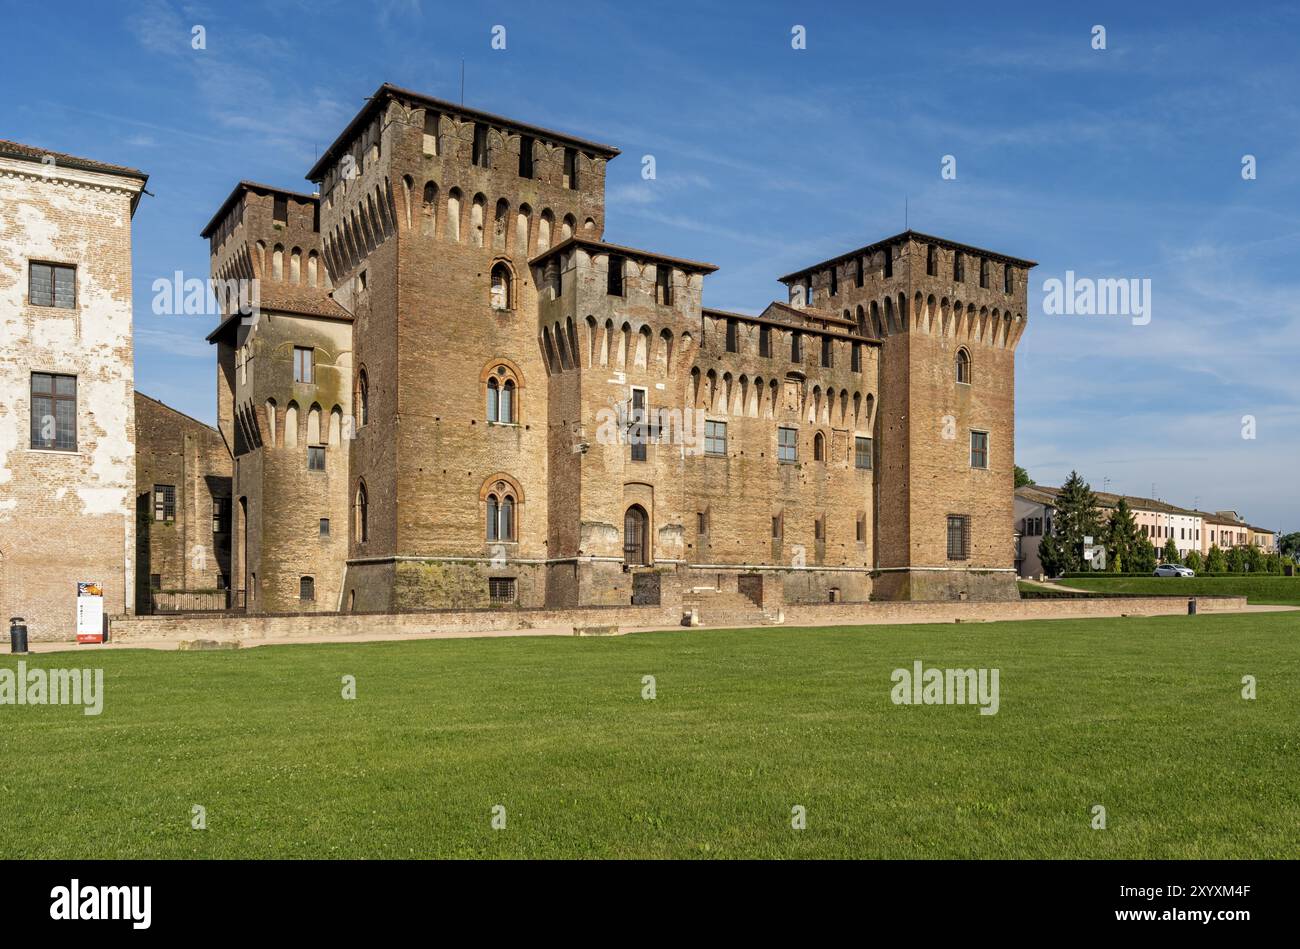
<box><xmin>3</xmin><ymin>0</ymin><xmax>1297</xmax><ymax>531</ymax></box>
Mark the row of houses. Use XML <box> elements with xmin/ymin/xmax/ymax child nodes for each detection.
<box><xmin>1014</xmin><ymin>484</ymin><xmax>1278</xmax><ymax>577</ymax></box>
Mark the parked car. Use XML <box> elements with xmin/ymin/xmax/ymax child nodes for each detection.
<box><xmin>1153</xmin><ymin>564</ymin><xmax>1195</xmax><ymax>577</ymax></box>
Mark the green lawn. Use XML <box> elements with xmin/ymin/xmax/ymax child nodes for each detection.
<box><xmin>2</xmin><ymin>612</ymin><xmax>1298</xmax><ymax>859</ymax></box>
<box><xmin>1055</xmin><ymin>574</ymin><xmax>1300</xmax><ymax>605</ymax></box>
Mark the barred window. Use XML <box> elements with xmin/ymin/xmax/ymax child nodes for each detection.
<box><xmin>778</xmin><ymin>427</ymin><xmax>797</xmax><ymax>463</ymax></box>
<box><xmin>947</xmin><ymin>515</ymin><xmax>971</xmax><ymax>560</ymax></box>
<box><xmin>705</xmin><ymin>420</ymin><xmax>727</xmax><ymax>456</ymax></box>
<box><xmin>153</xmin><ymin>484</ymin><xmax>176</xmax><ymax>522</ymax></box>
<box><xmin>30</xmin><ymin>372</ymin><xmax>77</xmax><ymax>450</ymax></box>
<box><xmin>489</xmin><ymin>577</ymin><xmax>517</xmax><ymax>604</ymax></box>
<box><xmin>855</xmin><ymin>436</ymin><xmax>873</xmax><ymax>470</ymax></box>
<box><xmin>300</xmin><ymin>576</ymin><xmax>315</xmax><ymax>601</ymax></box>
<box><xmin>29</xmin><ymin>262</ymin><xmax>76</xmax><ymax>308</ymax></box>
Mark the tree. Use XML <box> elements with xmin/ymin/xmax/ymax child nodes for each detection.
<box><xmin>1206</xmin><ymin>544</ymin><xmax>1227</xmax><ymax>573</ymax></box>
<box><xmin>1279</xmin><ymin>531</ymin><xmax>1300</xmax><ymax>562</ymax></box>
<box><xmin>1264</xmin><ymin>552</ymin><xmax>1282</xmax><ymax>574</ymax></box>
<box><xmin>1161</xmin><ymin>537</ymin><xmax>1181</xmax><ymax>565</ymax></box>
<box><xmin>1185</xmin><ymin>549</ymin><xmax>1204</xmax><ymax>572</ymax></box>
<box><xmin>1244</xmin><ymin>543</ymin><xmax>1264</xmax><ymax>574</ymax></box>
<box><xmin>1038</xmin><ymin>533</ymin><xmax>1068</xmax><ymax>578</ymax></box>
<box><xmin>1132</xmin><ymin>538</ymin><xmax>1158</xmax><ymax>574</ymax></box>
<box><xmin>1105</xmin><ymin>499</ymin><xmax>1141</xmax><ymax>573</ymax></box>
<box><xmin>1039</xmin><ymin>471</ymin><xmax>1101</xmax><ymax>575</ymax></box>
<box><xmin>1226</xmin><ymin>546</ymin><xmax>1246</xmax><ymax>573</ymax></box>
<box><xmin>1014</xmin><ymin>465</ymin><xmax>1034</xmax><ymax>488</ymax></box>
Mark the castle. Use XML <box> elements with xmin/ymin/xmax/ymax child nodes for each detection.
<box><xmin>199</xmin><ymin>82</ymin><xmax>1034</xmax><ymax>615</ymax></box>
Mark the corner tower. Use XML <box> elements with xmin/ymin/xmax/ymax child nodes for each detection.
<box><xmin>780</xmin><ymin>231</ymin><xmax>1034</xmax><ymax>600</ymax></box>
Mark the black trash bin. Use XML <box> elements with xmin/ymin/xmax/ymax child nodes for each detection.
<box><xmin>1187</xmin><ymin>598</ymin><xmax>1197</xmax><ymax>615</ymax></box>
<box><xmin>9</xmin><ymin>617</ymin><xmax>29</xmax><ymax>654</ymax></box>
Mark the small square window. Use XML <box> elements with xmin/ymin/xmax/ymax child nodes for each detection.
<box><xmin>30</xmin><ymin>372</ymin><xmax>77</xmax><ymax>450</ymax></box>
<box><xmin>29</xmin><ymin>262</ymin><xmax>76</xmax><ymax>309</ymax></box>
<box><xmin>778</xmin><ymin>427</ymin><xmax>797</xmax><ymax>463</ymax></box>
<box><xmin>294</xmin><ymin>347</ymin><xmax>314</xmax><ymax>383</ymax></box>
<box><xmin>705</xmin><ymin>420</ymin><xmax>727</xmax><ymax>456</ymax></box>
<box><xmin>153</xmin><ymin>484</ymin><xmax>176</xmax><ymax>522</ymax></box>
<box><xmin>308</xmin><ymin>446</ymin><xmax>326</xmax><ymax>471</ymax></box>
<box><xmin>855</xmin><ymin>436</ymin><xmax>873</xmax><ymax>470</ymax></box>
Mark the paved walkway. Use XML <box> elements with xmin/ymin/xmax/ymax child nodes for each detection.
<box><xmin>6</xmin><ymin>603</ymin><xmax>1295</xmax><ymax>655</ymax></box>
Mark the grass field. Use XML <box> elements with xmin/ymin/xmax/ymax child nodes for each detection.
<box><xmin>1055</xmin><ymin>575</ymin><xmax>1300</xmax><ymax>605</ymax></box>
<box><xmin>2</xmin><ymin>612</ymin><xmax>1298</xmax><ymax>859</ymax></box>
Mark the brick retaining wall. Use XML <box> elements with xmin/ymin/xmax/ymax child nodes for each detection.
<box><xmin>103</xmin><ymin>594</ymin><xmax>1250</xmax><ymax>645</ymax></box>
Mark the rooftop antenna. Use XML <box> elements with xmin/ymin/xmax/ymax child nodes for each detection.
<box><xmin>460</xmin><ymin>59</ymin><xmax>465</xmax><ymax>105</ymax></box>
<box><xmin>904</xmin><ymin>195</ymin><xmax>908</xmax><ymax>230</ymax></box>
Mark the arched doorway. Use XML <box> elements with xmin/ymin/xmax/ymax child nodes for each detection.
<box><xmin>623</xmin><ymin>505</ymin><xmax>649</xmax><ymax>565</ymax></box>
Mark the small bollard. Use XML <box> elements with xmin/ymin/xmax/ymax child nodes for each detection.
<box><xmin>1187</xmin><ymin>598</ymin><xmax>1197</xmax><ymax>616</ymax></box>
<box><xmin>9</xmin><ymin>617</ymin><xmax>30</xmax><ymax>654</ymax></box>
